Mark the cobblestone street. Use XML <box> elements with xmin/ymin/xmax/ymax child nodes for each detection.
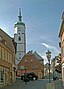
<box><xmin>0</xmin><ymin>79</ymin><xmax>64</xmax><ymax>89</ymax></box>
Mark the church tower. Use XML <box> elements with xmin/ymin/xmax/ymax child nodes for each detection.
<box><xmin>14</xmin><ymin>8</ymin><xmax>26</xmax><ymax>63</ymax></box>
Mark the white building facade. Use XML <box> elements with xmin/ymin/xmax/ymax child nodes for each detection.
<box><xmin>14</xmin><ymin>8</ymin><xmax>26</xmax><ymax>64</ymax></box>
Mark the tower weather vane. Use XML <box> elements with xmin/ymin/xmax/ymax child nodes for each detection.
<box><xmin>18</xmin><ymin>8</ymin><xmax>22</xmax><ymax>21</ymax></box>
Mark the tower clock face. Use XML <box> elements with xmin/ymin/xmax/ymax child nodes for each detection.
<box><xmin>18</xmin><ymin>27</ymin><xmax>20</xmax><ymax>29</ymax></box>
<box><xmin>18</xmin><ymin>27</ymin><xmax>21</xmax><ymax>31</ymax></box>
<box><xmin>18</xmin><ymin>27</ymin><xmax>21</xmax><ymax>32</ymax></box>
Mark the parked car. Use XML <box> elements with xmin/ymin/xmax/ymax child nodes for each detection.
<box><xmin>21</xmin><ymin>72</ymin><xmax>38</xmax><ymax>81</ymax></box>
<box><xmin>53</xmin><ymin>76</ymin><xmax>59</xmax><ymax>81</ymax></box>
<box><xmin>27</xmin><ymin>72</ymin><xmax>38</xmax><ymax>81</ymax></box>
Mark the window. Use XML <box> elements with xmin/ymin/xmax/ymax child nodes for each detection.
<box><xmin>2</xmin><ymin>39</ymin><xmax>7</xmax><ymax>45</ymax></box>
<box><xmin>10</xmin><ymin>53</ymin><xmax>12</xmax><ymax>63</ymax></box>
<box><xmin>18</xmin><ymin>36</ymin><xmax>21</xmax><ymax>41</ymax></box>
<box><xmin>19</xmin><ymin>53</ymin><xmax>21</xmax><ymax>55</ymax></box>
<box><xmin>0</xmin><ymin>71</ymin><xmax>4</xmax><ymax>83</ymax></box>
<box><xmin>31</xmin><ymin>65</ymin><xmax>38</xmax><ymax>69</ymax></box>
<box><xmin>25</xmin><ymin>60</ymin><xmax>27</xmax><ymax>63</ymax></box>
<box><xmin>8</xmin><ymin>52</ymin><xmax>10</xmax><ymax>62</ymax></box>
<box><xmin>0</xmin><ymin>46</ymin><xmax>1</xmax><ymax>58</ymax></box>
<box><xmin>0</xmin><ymin>66</ymin><xmax>4</xmax><ymax>83</ymax></box>
<box><xmin>5</xmin><ymin>41</ymin><xmax>7</xmax><ymax>45</ymax></box>
<box><xmin>2</xmin><ymin>48</ymin><xmax>4</xmax><ymax>60</ymax></box>
<box><xmin>19</xmin><ymin>57</ymin><xmax>21</xmax><ymax>59</ymax></box>
<box><xmin>31</xmin><ymin>59</ymin><xmax>33</xmax><ymax>63</ymax></box>
<box><xmin>61</xmin><ymin>46</ymin><xmax>64</xmax><ymax>57</ymax></box>
<box><xmin>5</xmin><ymin>50</ymin><xmax>7</xmax><ymax>61</ymax></box>
<box><xmin>0</xmin><ymin>36</ymin><xmax>2</xmax><ymax>41</ymax></box>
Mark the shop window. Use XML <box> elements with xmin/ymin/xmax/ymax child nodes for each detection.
<box><xmin>0</xmin><ymin>71</ymin><xmax>4</xmax><ymax>83</ymax></box>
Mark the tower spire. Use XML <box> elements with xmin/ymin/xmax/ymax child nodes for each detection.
<box><xmin>18</xmin><ymin>8</ymin><xmax>22</xmax><ymax>21</ymax></box>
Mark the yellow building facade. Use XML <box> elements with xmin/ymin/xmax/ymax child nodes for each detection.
<box><xmin>0</xmin><ymin>28</ymin><xmax>16</xmax><ymax>86</ymax></box>
<box><xmin>59</xmin><ymin>12</ymin><xmax>64</xmax><ymax>86</ymax></box>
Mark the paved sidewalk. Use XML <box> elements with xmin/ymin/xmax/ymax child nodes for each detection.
<box><xmin>53</xmin><ymin>80</ymin><xmax>64</xmax><ymax>89</ymax></box>
<box><xmin>0</xmin><ymin>79</ymin><xmax>64</xmax><ymax>89</ymax></box>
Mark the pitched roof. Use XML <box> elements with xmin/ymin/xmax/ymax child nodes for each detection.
<box><xmin>0</xmin><ymin>28</ymin><xmax>15</xmax><ymax>52</ymax></box>
<box><xmin>33</xmin><ymin>51</ymin><xmax>44</xmax><ymax>61</ymax></box>
<box><xmin>18</xmin><ymin>50</ymin><xmax>44</xmax><ymax>66</ymax></box>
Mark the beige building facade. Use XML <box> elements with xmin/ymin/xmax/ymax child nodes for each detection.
<box><xmin>59</xmin><ymin>12</ymin><xmax>64</xmax><ymax>86</ymax></box>
<box><xmin>0</xmin><ymin>28</ymin><xmax>16</xmax><ymax>86</ymax></box>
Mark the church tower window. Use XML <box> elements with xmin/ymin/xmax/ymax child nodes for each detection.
<box><xmin>18</xmin><ymin>36</ymin><xmax>21</xmax><ymax>41</ymax></box>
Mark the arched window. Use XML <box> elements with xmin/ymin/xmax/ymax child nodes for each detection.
<box><xmin>18</xmin><ymin>36</ymin><xmax>21</xmax><ymax>41</ymax></box>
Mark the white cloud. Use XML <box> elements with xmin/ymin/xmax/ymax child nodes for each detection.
<box><xmin>42</xmin><ymin>43</ymin><xmax>58</xmax><ymax>50</ymax></box>
<box><xmin>42</xmin><ymin>43</ymin><xmax>50</xmax><ymax>48</ymax></box>
<box><xmin>41</xmin><ymin>42</ymin><xmax>60</xmax><ymax>55</ymax></box>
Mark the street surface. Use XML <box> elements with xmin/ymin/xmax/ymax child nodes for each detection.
<box><xmin>0</xmin><ymin>79</ymin><xmax>64</xmax><ymax>89</ymax></box>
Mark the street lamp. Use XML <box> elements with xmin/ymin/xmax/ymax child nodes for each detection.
<box><xmin>46</xmin><ymin>50</ymin><xmax>51</xmax><ymax>83</ymax></box>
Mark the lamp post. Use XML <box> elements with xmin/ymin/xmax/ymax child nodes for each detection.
<box><xmin>46</xmin><ymin>50</ymin><xmax>51</xmax><ymax>83</ymax></box>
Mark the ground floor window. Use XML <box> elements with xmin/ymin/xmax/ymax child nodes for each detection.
<box><xmin>0</xmin><ymin>71</ymin><xmax>4</xmax><ymax>83</ymax></box>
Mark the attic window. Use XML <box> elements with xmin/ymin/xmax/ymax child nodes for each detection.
<box><xmin>31</xmin><ymin>60</ymin><xmax>33</xmax><ymax>63</ymax></box>
<box><xmin>25</xmin><ymin>60</ymin><xmax>27</xmax><ymax>63</ymax></box>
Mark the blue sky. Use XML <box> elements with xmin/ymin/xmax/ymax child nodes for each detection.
<box><xmin>0</xmin><ymin>0</ymin><xmax>64</xmax><ymax>63</ymax></box>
